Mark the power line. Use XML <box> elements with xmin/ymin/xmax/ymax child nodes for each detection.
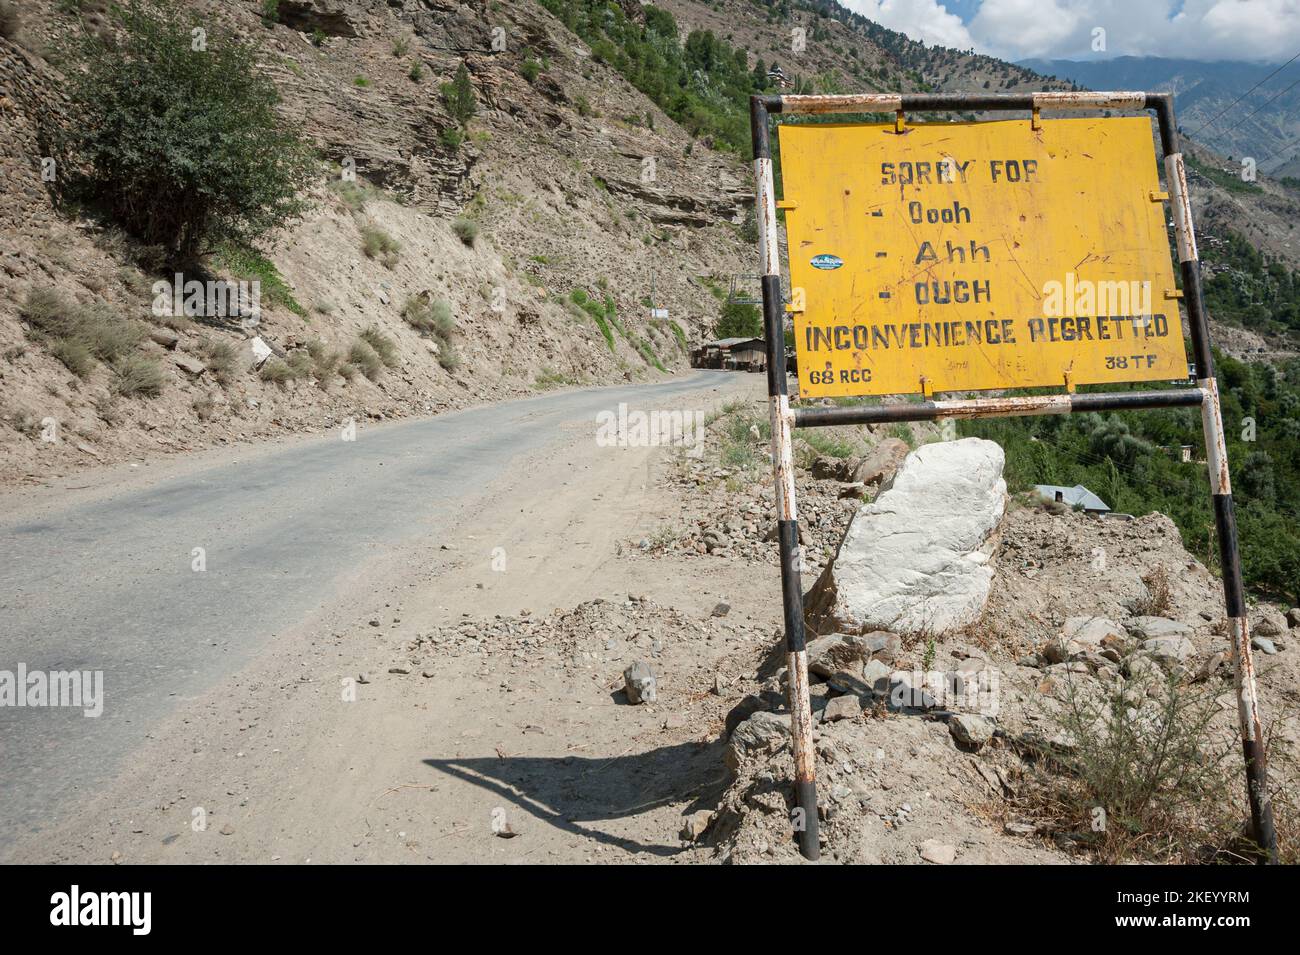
<box><xmin>1236</xmin><ymin>72</ymin><xmax>1300</xmax><ymax>128</ymax></box>
<box><xmin>1188</xmin><ymin>50</ymin><xmax>1300</xmax><ymax>138</ymax></box>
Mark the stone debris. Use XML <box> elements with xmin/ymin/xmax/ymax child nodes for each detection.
<box><xmin>623</xmin><ymin>660</ymin><xmax>657</xmax><ymax>704</ymax></box>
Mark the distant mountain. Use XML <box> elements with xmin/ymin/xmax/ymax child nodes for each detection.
<box><xmin>1021</xmin><ymin>56</ymin><xmax>1300</xmax><ymax>177</ymax></box>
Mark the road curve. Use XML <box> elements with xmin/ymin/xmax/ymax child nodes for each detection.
<box><xmin>0</xmin><ymin>370</ymin><xmax>735</xmax><ymax>850</ymax></box>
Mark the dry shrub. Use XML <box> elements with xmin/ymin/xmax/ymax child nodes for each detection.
<box><xmin>1013</xmin><ymin>668</ymin><xmax>1256</xmax><ymax>863</ymax></box>
<box><xmin>199</xmin><ymin>339</ymin><xmax>238</xmax><ymax>387</ymax></box>
<box><xmin>112</xmin><ymin>354</ymin><xmax>164</xmax><ymax>398</ymax></box>
<box><xmin>1132</xmin><ymin>564</ymin><xmax>1174</xmax><ymax>617</ymax></box>
<box><xmin>359</xmin><ymin>326</ymin><xmax>398</xmax><ymax>368</ymax></box>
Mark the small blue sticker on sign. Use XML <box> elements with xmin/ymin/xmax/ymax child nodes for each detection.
<box><xmin>810</xmin><ymin>254</ymin><xmax>843</xmax><ymax>270</ymax></box>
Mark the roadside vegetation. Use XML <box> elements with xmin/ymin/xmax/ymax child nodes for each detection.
<box><xmin>57</xmin><ymin>0</ymin><xmax>318</xmax><ymax>265</ymax></box>
<box><xmin>20</xmin><ymin>288</ymin><xmax>164</xmax><ymax>398</ymax></box>
<box><xmin>963</xmin><ymin>355</ymin><xmax>1300</xmax><ymax>602</ymax></box>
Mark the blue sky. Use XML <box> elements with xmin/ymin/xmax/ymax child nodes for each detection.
<box><xmin>836</xmin><ymin>1</ymin><xmax>1299</xmax><ymax>62</ymax></box>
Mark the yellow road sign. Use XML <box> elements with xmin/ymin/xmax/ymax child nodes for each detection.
<box><xmin>778</xmin><ymin>117</ymin><xmax>1186</xmax><ymax>398</ymax></box>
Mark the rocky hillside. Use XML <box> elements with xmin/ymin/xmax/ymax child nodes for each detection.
<box><xmin>624</xmin><ymin>405</ymin><xmax>1299</xmax><ymax>864</ymax></box>
<box><xmin>1024</xmin><ymin>56</ymin><xmax>1300</xmax><ymax>180</ymax></box>
<box><xmin>5</xmin><ymin>0</ymin><xmax>1300</xmax><ymax>486</ymax></box>
<box><xmin>0</xmin><ymin>0</ymin><xmax>752</xmax><ymax>484</ymax></box>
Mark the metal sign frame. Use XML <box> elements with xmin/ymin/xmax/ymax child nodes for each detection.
<box><xmin>749</xmin><ymin>90</ymin><xmax>1277</xmax><ymax>863</ymax></box>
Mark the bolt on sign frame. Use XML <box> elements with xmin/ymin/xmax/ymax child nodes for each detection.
<box><xmin>749</xmin><ymin>91</ymin><xmax>1277</xmax><ymax>863</ymax></box>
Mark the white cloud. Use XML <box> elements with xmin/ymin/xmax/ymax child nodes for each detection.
<box><xmin>839</xmin><ymin>0</ymin><xmax>1300</xmax><ymax>62</ymax></box>
<box><xmin>837</xmin><ymin>0</ymin><xmax>977</xmax><ymax>50</ymax></box>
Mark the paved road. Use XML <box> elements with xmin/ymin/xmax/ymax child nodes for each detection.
<box><xmin>0</xmin><ymin>371</ymin><xmax>735</xmax><ymax>851</ymax></box>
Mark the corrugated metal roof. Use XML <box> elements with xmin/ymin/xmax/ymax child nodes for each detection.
<box><xmin>1033</xmin><ymin>484</ymin><xmax>1111</xmax><ymax>512</ymax></box>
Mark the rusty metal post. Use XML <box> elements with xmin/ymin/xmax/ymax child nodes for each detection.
<box><xmin>750</xmin><ymin>95</ymin><xmax>819</xmax><ymax>861</ymax></box>
<box><xmin>1155</xmin><ymin>94</ymin><xmax>1277</xmax><ymax>863</ymax></box>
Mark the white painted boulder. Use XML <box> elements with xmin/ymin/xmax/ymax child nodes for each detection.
<box><xmin>806</xmin><ymin>438</ymin><xmax>1006</xmax><ymax>636</ymax></box>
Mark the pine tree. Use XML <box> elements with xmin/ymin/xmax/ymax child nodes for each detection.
<box><xmin>441</xmin><ymin>63</ymin><xmax>476</xmax><ymax>126</ymax></box>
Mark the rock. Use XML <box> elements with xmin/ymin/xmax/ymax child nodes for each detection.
<box><xmin>275</xmin><ymin>0</ymin><xmax>362</xmax><ymax>38</ymax></box>
<box><xmin>239</xmin><ymin>335</ymin><xmax>273</xmax><ymax>371</ymax></box>
<box><xmin>863</xmin><ymin>658</ymin><xmax>892</xmax><ymax>695</ymax></box>
<box><xmin>1252</xmin><ymin>636</ymin><xmax>1278</xmax><ymax>655</ymax></box>
<box><xmin>850</xmin><ymin>437</ymin><xmax>910</xmax><ymax>486</ymax></box>
<box><xmin>1194</xmin><ymin>651</ymin><xmax>1226</xmax><ymax>682</ymax></box>
<box><xmin>173</xmin><ymin>353</ymin><xmax>206</xmax><ymax>376</ymax></box>
<box><xmin>149</xmin><ymin>327</ymin><xmax>180</xmax><ymax>349</ymax></box>
<box><xmin>711</xmin><ymin>602</ymin><xmax>730</xmax><ymax>617</ymax></box>
<box><xmin>1128</xmin><ymin>616</ymin><xmax>1193</xmax><ymax>641</ymax></box>
<box><xmin>861</xmin><ymin>630</ymin><xmax>902</xmax><ymax>662</ymax></box>
<box><xmin>806</xmin><ymin>633</ymin><xmax>870</xmax><ymax>678</ymax></box>
<box><xmin>623</xmin><ymin>660</ymin><xmax>657</xmax><ymax>704</ymax></box>
<box><xmin>949</xmin><ymin>713</ymin><xmax>993</xmax><ymax>748</ymax></box>
<box><xmin>826</xmin><ymin>669</ymin><xmax>873</xmax><ymax>698</ymax></box>
<box><xmin>811</xmin><ymin>455</ymin><xmax>857</xmax><ymax>481</ymax></box>
<box><xmin>1041</xmin><ymin>637</ymin><xmax>1083</xmax><ymax>665</ymax></box>
<box><xmin>218</xmin><ymin>823</ymin><xmax>235</xmax><ymax>836</ymax></box>
<box><xmin>1140</xmin><ymin>635</ymin><xmax>1196</xmax><ymax>670</ymax></box>
<box><xmin>821</xmin><ymin>694</ymin><xmax>862</xmax><ymax>722</ymax></box>
<box><xmin>918</xmin><ymin>839</ymin><xmax>957</xmax><ymax>864</ymax></box>
<box><xmin>725</xmin><ymin>711</ymin><xmax>791</xmax><ymax>773</ymax></box>
<box><xmin>680</xmin><ymin>810</ymin><xmax>713</xmax><ymax>841</ymax></box>
<box><xmin>1287</xmin><ymin>607</ymin><xmax>1300</xmax><ymax>628</ymax></box>
<box><xmin>805</xmin><ymin>438</ymin><xmax>1006</xmax><ymax>636</ymax></box>
<box><xmin>724</xmin><ymin>689</ymin><xmax>782</xmax><ymax>737</ymax></box>
<box><xmin>1063</xmin><ymin>616</ymin><xmax>1124</xmax><ymax>647</ymax></box>
<box><xmin>888</xmin><ymin>671</ymin><xmax>937</xmax><ymax>710</ymax></box>
<box><xmin>1253</xmin><ymin>610</ymin><xmax>1288</xmax><ymax>638</ymax></box>
<box><xmin>1124</xmin><ymin>653</ymin><xmax>1165</xmax><ymax>689</ymax></box>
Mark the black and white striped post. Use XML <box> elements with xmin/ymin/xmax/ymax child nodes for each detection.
<box><xmin>748</xmin><ymin>90</ymin><xmax>1277</xmax><ymax>863</ymax></box>
<box><xmin>751</xmin><ymin>95</ymin><xmax>820</xmax><ymax>861</ymax></box>
<box><xmin>1157</xmin><ymin>97</ymin><xmax>1278</xmax><ymax>862</ymax></box>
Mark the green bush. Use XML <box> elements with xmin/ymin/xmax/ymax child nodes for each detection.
<box><xmin>401</xmin><ymin>295</ymin><xmax>454</xmax><ymax>341</ymax></box>
<box><xmin>348</xmin><ymin>339</ymin><xmax>383</xmax><ymax>380</ymax></box>
<box><xmin>211</xmin><ymin>243</ymin><xmax>306</xmax><ymax>317</ymax></box>
<box><xmin>669</xmin><ymin>320</ymin><xmax>688</xmax><ymax>351</ymax></box>
<box><xmin>441</xmin><ymin>62</ymin><xmax>476</xmax><ymax>125</ymax></box>
<box><xmin>536</xmin><ymin>0</ymin><xmax>761</xmax><ymax>155</ymax></box>
<box><xmin>361</xmin><ymin>227</ymin><xmax>401</xmax><ymax>266</ymax></box>
<box><xmin>451</xmin><ymin>217</ymin><xmax>478</xmax><ymax>246</ymax></box>
<box><xmin>359</xmin><ymin>326</ymin><xmax>398</xmax><ymax>367</ymax></box>
<box><xmin>521</xmin><ymin>58</ymin><xmax>541</xmax><ymax>83</ymax></box>
<box><xmin>714</xmin><ymin>299</ymin><xmax>761</xmax><ymax>338</ymax></box>
<box><xmin>59</xmin><ymin>0</ymin><xmax>318</xmax><ymax>263</ymax></box>
<box><xmin>440</xmin><ymin>127</ymin><xmax>465</xmax><ymax>150</ymax></box>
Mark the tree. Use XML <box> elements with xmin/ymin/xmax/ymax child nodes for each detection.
<box><xmin>715</xmin><ymin>300</ymin><xmax>762</xmax><ymax>339</ymax></box>
<box><xmin>60</xmin><ymin>0</ymin><xmax>318</xmax><ymax>263</ymax></box>
<box><xmin>441</xmin><ymin>62</ymin><xmax>477</xmax><ymax>126</ymax></box>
